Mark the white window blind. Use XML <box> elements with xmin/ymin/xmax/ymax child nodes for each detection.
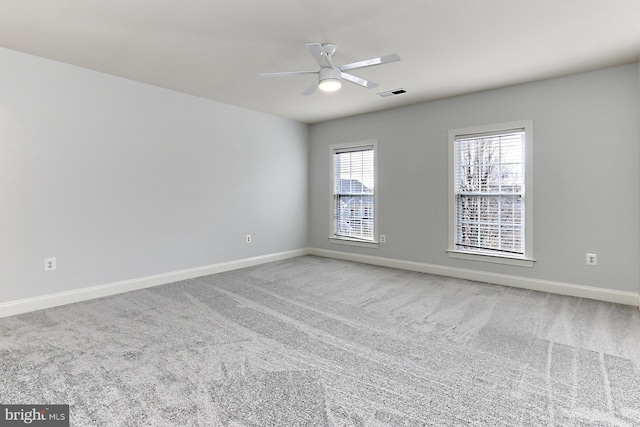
<box><xmin>454</xmin><ymin>129</ymin><xmax>525</xmax><ymax>256</ymax></box>
<box><xmin>333</xmin><ymin>146</ymin><xmax>375</xmax><ymax>241</ymax></box>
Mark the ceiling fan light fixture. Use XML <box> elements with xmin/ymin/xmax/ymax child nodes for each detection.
<box><xmin>319</xmin><ymin>78</ymin><xmax>342</xmax><ymax>92</ymax></box>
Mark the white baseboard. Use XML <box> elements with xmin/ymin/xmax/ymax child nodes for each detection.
<box><xmin>0</xmin><ymin>249</ymin><xmax>307</xmax><ymax>319</ymax></box>
<box><xmin>308</xmin><ymin>248</ymin><xmax>640</xmax><ymax>307</ymax></box>
<box><xmin>2</xmin><ymin>248</ymin><xmax>638</xmax><ymax>319</ymax></box>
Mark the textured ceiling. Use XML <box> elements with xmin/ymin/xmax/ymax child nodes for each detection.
<box><xmin>1</xmin><ymin>0</ymin><xmax>639</xmax><ymax>123</ymax></box>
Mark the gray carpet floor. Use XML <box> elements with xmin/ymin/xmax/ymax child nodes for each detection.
<box><xmin>1</xmin><ymin>255</ymin><xmax>639</xmax><ymax>426</ymax></box>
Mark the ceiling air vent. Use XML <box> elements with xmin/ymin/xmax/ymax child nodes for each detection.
<box><xmin>376</xmin><ymin>88</ymin><xmax>407</xmax><ymax>98</ymax></box>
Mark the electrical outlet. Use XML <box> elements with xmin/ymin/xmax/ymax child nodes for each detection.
<box><xmin>586</xmin><ymin>253</ymin><xmax>597</xmax><ymax>266</ymax></box>
<box><xmin>246</xmin><ymin>234</ymin><xmax>252</xmax><ymax>243</ymax></box>
<box><xmin>44</xmin><ymin>257</ymin><xmax>56</xmax><ymax>271</ymax></box>
<box><xmin>380</xmin><ymin>234</ymin><xmax>386</xmax><ymax>243</ymax></box>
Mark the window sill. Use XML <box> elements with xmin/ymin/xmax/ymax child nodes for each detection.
<box><xmin>329</xmin><ymin>237</ymin><xmax>379</xmax><ymax>249</ymax></box>
<box><xmin>447</xmin><ymin>250</ymin><xmax>535</xmax><ymax>267</ymax></box>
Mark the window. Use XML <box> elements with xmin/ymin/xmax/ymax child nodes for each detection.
<box><xmin>448</xmin><ymin>121</ymin><xmax>533</xmax><ymax>266</ymax></box>
<box><xmin>330</xmin><ymin>141</ymin><xmax>377</xmax><ymax>246</ymax></box>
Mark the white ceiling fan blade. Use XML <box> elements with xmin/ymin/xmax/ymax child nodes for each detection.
<box><xmin>305</xmin><ymin>43</ymin><xmax>333</xmax><ymax>68</ymax></box>
<box><xmin>259</xmin><ymin>71</ymin><xmax>317</xmax><ymax>77</ymax></box>
<box><xmin>339</xmin><ymin>54</ymin><xmax>400</xmax><ymax>72</ymax></box>
<box><xmin>301</xmin><ymin>80</ymin><xmax>318</xmax><ymax>95</ymax></box>
<box><xmin>341</xmin><ymin>72</ymin><xmax>378</xmax><ymax>89</ymax></box>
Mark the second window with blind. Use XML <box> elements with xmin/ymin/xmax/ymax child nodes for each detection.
<box><xmin>330</xmin><ymin>140</ymin><xmax>378</xmax><ymax>246</ymax></box>
<box><xmin>448</xmin><ymin>121</ymin><xmax>534</xmax><ymax>267</ymax></box>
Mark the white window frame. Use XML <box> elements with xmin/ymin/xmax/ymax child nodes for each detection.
<box><xmin>448</xmin><ymin>120</ymin><xmax>534</xmax><ymax>267</ymax></box>
<box><xmin>329</xmin><ymin>140</ymin><xmax>379</xmax><ymax>248</ymax></box>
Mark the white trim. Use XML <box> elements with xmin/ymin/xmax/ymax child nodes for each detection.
<box><xmin>329</xmin><ymin>237</ymin><xmax>379</xmax><ymax>248</ymax></box>
<box><xmin>0</xmin><ymin>249</ymin><xmax>307</xmax><ymax>319</ymax></box>
<box><xmin>447</xmin><ymin>250</ymin><xmax>535</xmax><ymax>268</ymax></box>
<box><xmin>308</xmin><ymin>248</ymin><xmax>639</xmax><ymax>307</ymax></box>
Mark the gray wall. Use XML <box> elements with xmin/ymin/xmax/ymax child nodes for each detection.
<box><xmin>0</xmin><ymin>48</ymin><xmax>308</xmax><ymax>303</ymax></box>
<box><xmin>2</xmin><ymin>46</ymin><xmax>638</xmax><ymax>306</ymax></box>
<box><xmin>309</xmin><ymin>63</ymin><xmax>640</xmax><ymax>293</ymax></box>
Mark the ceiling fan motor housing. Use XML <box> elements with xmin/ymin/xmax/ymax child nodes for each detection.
<box><xmin>319</xmin><ymin>67</ymin><xmax>340</xmax><ymax>81</ymax></box>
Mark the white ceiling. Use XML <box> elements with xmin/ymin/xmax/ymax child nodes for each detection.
<box><xmin>1</xmin><ymin>0</ymin><xmax>639</xmax><ymax>124</ymax></box>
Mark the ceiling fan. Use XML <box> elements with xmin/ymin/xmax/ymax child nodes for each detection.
<box><xmin>260</xmin><ymin>43</ymin><xmax>400</xmax><ymax>95</ymax></box>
